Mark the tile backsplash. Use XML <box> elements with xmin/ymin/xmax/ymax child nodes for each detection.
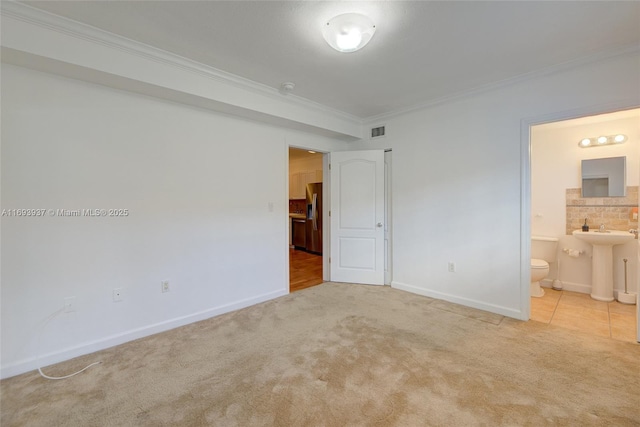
<box><xmin>566</xmin><ymin>186</ymin><xmax>638</xmax><ymax>235</ymax></box>
<box><xmin>289</xmin><ymin>199</ymin><xmax>306</xmax><ymax>214</ymax></box>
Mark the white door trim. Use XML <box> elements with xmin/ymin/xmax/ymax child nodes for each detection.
<box><xmin>384</xmin><ymin>150</ymin><xmax>393</xmax><ymax>285</ymax></box>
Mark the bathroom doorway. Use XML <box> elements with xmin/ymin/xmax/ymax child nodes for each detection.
<box><xmin>527</xmin><ymin>107</ymin><xmax>639</xmax><ymax>343</ymax></box>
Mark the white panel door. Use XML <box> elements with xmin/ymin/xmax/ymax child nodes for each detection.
<box><xmin>330</xmin><ymin>150</ymin><xmax>385</xmax><ymax>285</ymax></box>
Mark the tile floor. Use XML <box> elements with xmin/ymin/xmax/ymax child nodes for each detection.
<box><xmin>531</xmin><ymin>288</ymin><xmax>638</xmax><ymax>343</ymax></box>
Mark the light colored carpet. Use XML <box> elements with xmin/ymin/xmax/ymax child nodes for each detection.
<box><xmin>2</xmin><ymin>282</ymin><xmax>639</xmax><ymax>426</ymax></box>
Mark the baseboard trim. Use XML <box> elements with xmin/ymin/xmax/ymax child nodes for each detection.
<box><xmin>541</xmin><ymin>279</ymin><xmax>590</xmax><ymax>294</ymax></box>
<box><xmin>1</xmin><ymin>289</ymin><xmax>288</xmax><ymax>379</ymax></box>
<box><xmin>391</xmin><ymin>281</ymin><xmax>525</xmax><ymax>320</ymax></box>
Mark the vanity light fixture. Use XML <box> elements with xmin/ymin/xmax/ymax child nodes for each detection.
<box><xmin>322</xmin><ymin>13</ymin><xmax>376</xmax><ymax>53</ymax></box>
<box><xmin>578</xmin><ymin>134</ymin><xmax>627</xmax><ymax>148</ymax></box>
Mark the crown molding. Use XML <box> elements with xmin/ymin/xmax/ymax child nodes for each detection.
<box><xmin>5</xmin><ymin>1</ymin><xmax>637</xmax><ymax>129</ymax></box>
<box><xmin>1</xmin><ymin>1</ymin><xmax>363</xmax><ymax>126</ymax></box>
<box><xmin>364</xmin><ymin>43</ymin><xmax>640</xmax><ymax>125</ymax></box>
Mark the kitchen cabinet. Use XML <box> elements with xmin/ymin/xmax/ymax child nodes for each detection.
<box><xmin>292</xmin><ymin>218</ymin><xmax>306</xmax><ymax>248</ymax></box>
<box><xmin>289</xmin><ymin>173</ymin><xmax>303</xmax><ymax>200</ymax></box>
<box><xmin>289</xmin><ymin>170</ymin><xmax>322</xmax><ymax>199</ymax></box>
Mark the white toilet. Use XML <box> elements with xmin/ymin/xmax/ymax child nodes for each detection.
<box><xmin>531</xmin><ymin>235</ymin><xmax>559</xmax><ymax>297</ymax></box>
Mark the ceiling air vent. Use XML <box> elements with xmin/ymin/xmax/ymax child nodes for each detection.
<box><xmin>371</xmin><ymin>125</ymin><xmax>385</xmax><ymax>139</ymax></box>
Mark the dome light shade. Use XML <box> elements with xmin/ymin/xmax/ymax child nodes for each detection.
<box><xmin>322</xmin><ymin>13</ymin><xmax>376</xmax><ymax>53</ymax></box>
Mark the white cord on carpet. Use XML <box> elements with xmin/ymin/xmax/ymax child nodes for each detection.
<box><xmin>36</xmin><ymin>308</ymin><xmax>102</xmax><ymax>380</ymax></box>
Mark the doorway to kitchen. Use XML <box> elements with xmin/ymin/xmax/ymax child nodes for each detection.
<box><xmin>288</xmin><ymin>147</ymin><xmax>324</xmax><ymax>292</ymax></box>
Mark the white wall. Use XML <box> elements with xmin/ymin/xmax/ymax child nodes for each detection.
<box><xmin>0</xmin><ymin>64</ymin><xmax>343</xmax><ymax>378</ymax></box>
<box><xmin>1</xmin><ymin>3</ymin><xmax>363</xmax><ymax>140</ymax></box>
<box><xmin>351</xmin><ymin>51</ymin><xmax>640</xmax><ymax>318</ymax></box>
<box><xmin>531</xmin><ymin>113</ymin><xmax>639</xmax><ymax>295</ymax></box>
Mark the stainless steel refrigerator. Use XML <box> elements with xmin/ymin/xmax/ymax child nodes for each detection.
<box><xmin>305</xmin><ymin>182</ymin><xmax>322</xmax><ymax>254</ymax></box>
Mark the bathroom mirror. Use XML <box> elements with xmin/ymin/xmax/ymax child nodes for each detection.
<box><xmin>581</xmin><ymin>156</ymin><xmax>626</xmax><ymax>197</ymax></box>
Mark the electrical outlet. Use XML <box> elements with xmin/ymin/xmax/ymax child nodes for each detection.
<box><xmin>113</xmin><ymin>288</ymin><xmax>123</xmax><ymax>302</ymax></box>
<box><xmin>448</xmin><ymin>262</ymin><xmax>456</xmax><ymax>273</ymax></box>
<box><xmin>64</xmin><ymin>296</ymin><xmax>76</xmax><ymax>313</ymax></box>
<box><xmin>161</xmin><ymin>280</ymin><xmax>170</xmax><ymax>293</ymax></box>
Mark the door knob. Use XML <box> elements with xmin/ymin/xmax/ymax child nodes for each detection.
<box><xmin>377</xmin><ymin>222</ymin><xmax>383</xmax><ymax>227</ymax></box>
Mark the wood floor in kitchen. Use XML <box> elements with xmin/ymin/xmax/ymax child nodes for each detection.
<box><xmin>289</xmin><ymin>248</ymin><xmax>323</xmax><ymax>292</ymax></box>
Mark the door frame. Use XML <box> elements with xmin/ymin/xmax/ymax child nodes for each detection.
<box><xmin>286</xmin><ymin>146</ymin><xmax>392</xmax><ymax>288</ymax></box>
<box><xmin>520</xmin><ymin>100</ymin><xmax>639</xmax><ymax>325</ymax></box>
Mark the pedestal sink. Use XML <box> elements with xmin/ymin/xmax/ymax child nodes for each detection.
<box><xmin>573</xmin><ymin>229</ymin><xmax>634</xmax><ymax>301</ymax></box>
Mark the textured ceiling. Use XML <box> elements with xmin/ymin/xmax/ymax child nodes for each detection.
<box><xmin>23</xmin><ymin>1</ymin><xmax>640</xmax><ymax>119</ymax></box>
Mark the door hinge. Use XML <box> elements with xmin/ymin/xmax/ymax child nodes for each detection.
<box><xmin>329</xmin><ymin>257</ymin><xmax>331</xmax><ymax>263</ymax></box>
<box><xmin>329</xmin><ymin>210</ymin><xmax>331</xmax><ymax>216</ymax></box>
<box><xmin>329</xmin><ymin>163</ymin><xmax>331</xmax><ymax>170</ymax></box>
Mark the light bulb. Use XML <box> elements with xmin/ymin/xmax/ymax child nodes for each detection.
<box><xmin>579</xmin><ymin>134</ymin><xmax>627</xmax><ymax>148</ymax></box>
<box><xmin>336</xmin><ymin>29</ymin><xmax>362</xmax><ymax>51</ymax></box>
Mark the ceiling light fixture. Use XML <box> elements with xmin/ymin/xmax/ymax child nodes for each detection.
<box><xmin>322</xmin><ymin>13</ymin><xmax>376</xmax><ymax>53</ymax></box>
<box><xmin>578</xmin><ymin>134</ymin><xmax>627</xmax><ymax>148</ymax></box>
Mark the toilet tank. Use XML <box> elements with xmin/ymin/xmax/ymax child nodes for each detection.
<box><xmin>531</xmin><ymin>236</ymin><xmax>559</xmax><ymax>262</ymax></box>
